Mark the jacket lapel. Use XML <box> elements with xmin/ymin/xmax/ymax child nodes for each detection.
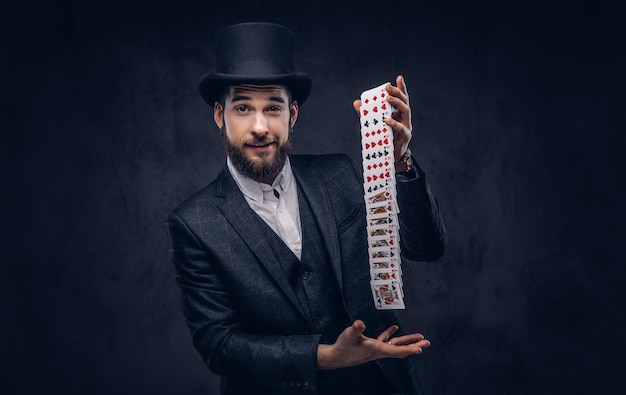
<box><xmin>213</xmin><ymin>166</ymin><xmax>309</xmax><ymax>320</ymax></box>
<box><xmin>291</xmin><ymin>156</ymin><xmax>344</xmax><ymax>293</ymax></box>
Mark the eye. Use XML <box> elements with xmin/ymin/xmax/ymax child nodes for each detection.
<box><xmin>235</xmin><ymin>105</ymin><xmax>249</xmax><ymax>113</ymax></box>
<box><xmin>267</xmin><ymin>105</ymin><xmax>283</xmax><ymax>113</ymax></box>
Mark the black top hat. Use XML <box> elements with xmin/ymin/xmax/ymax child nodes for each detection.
<box><xmin>198</xmin><ymin>22</ymin><xmax>312</xmax><ymax>106</ymax></box>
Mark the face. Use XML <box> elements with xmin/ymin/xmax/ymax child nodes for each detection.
<box><xmin>214</xmin><ymin>84</ymin><xmax>298</xmax><ymax>184</ymax></box>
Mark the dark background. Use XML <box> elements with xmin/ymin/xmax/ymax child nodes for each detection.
<box><xmin>2</xmin><ymin>0</ymin><xmax>625</xmax><ymax>394</ymax></box>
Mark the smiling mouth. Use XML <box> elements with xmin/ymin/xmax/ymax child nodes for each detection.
<box><xmin>245</xmin><ymin>139</ymin><xmax>276</xmax><ymax>148</ymax></box>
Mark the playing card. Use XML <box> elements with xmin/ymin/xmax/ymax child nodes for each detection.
<box><xmin>360</xmin><ymin>82</ymin><xmax>389</xmax><ymax>102</ymax></box>
<box><xmin>360</xmin><ymin>85</ymin><xmax>394</xmax><ymax>132</ymax></box>
<box><xmin>362</xmin><ymin>148</ymin><xmax>392</xmax><ymax>163</ymax></box>
<box><xmin>360</xmin><ymin>106</ymin><xmax>392</xmax><ymax>129</ymax></box>
<box><xmin>360</xmin><ymin>83</ymin><xmax>394</xmax><ymax>113</ymax></box>
<box><xmin>360</xmin><ymin>81</ymin><xmax>405</xmax><ymax>310</ymax></box>
<box><xmin>368</xmin><ymin>224</ymin><xmax>401</xmax><ymax>259</ymax></box>
<box><xmin>370</xmin><ymin>266</ymin><xmax>403</xmax><ymax>296</ymax></box>
<box><xmin>364</xmin><ymin>172</ymin><xmax>394</xmax><ymax>187</ymax></box>
<box><xmin>366</xmin><ymin>200</ymin><xmax>394</xmax><ymax>214</ymax></box>
<box><xmin>361</xmin><ymin>126</ymin><xmax>392</xmax><ymax>144</ymax></box>
<box><xmin>361</xmin><ymin>136</ymin><xmax>393</xmax><ymax>154</ymax></box>
<box><xmin>369</xmin><ymin>237</ymin><xmax>396</xmax><ymax>249</ymax></box>
<box><xmin>369</xmin><ymin>249</ymin><xmax>396</xmax><ymax>259</ymax></box>
<box><xmin>363</xmin><ymin>168</ymin><xmax>394</xmax><ymax>186</ymax></box>
<box><xmin>371</xmin><ymin>267</ymin><xmax>404</xmax><ymax>299</ymax></box>
<box><xmin>368</xmin><ymin>223</ymin><xmax>396</xmax><ymax>237</ymax></box>
<box><xmin>360</xmin><ymin>100</ymin><xmax>393</xmax><ymax>117</ymax></box>
<box><xmin>364</xmin><ymin>188</ymin><xmax>394</xmax><ymax>205</ymax></box>
<box><xmin>370</xmin><ymin>267</ymin><xmax>400</xmax><ymax>281</ymax></box>
<box><xmin>370</xmin><ymin>279</ymin><xmax>405</xmax><ymax>310</ymax></box>
<box><xmin>362</xmin><ymin>158</ymin><xmax>393</xmax><ymax>174</ymax></box>
<box><xmin>360</xmin><ymin>115</ymin><xmax>387</xmax><ymax>131</ymax></box>
<box><xmin>369</xmin><ymin>258</ymin><xmax>403</xmax><ymax>282</ymax></box>
<box><xmin>367</xmin><ymin>214</ymin><xmax>395</xmax><ymax>226</ymax></box>
<box><xmin>368</xmin><ymin>245</ymin><xmax>398</xmax><ymax>259</ymax></box>
<box><xmin>364</xmin><ymin>179</ymin><xmax>395</xmax><ymax>194</ymax></box>
<box><xmin>369</xmin><ymin>258</ymin><xmax>400</xmax><ymax>270</ymax></box>
<box><xmin>368</xmin><ymin>227</ymin><xmax>397</xmax><ymax>242</ymax></box>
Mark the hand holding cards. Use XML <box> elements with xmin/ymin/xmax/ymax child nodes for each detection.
<box><xmin>360</xmin><ymin>82</ymin><xmax>405</xmax><ymax>310</ymax></box>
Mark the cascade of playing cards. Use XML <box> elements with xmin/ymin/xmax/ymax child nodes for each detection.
<box><xmin>359</xmin><ymin>82</ymin><xmax>405</xmax><ymax>310</ymax></box>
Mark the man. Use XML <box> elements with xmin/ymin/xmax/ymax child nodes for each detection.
<box><xmin>166</xmin><ymin>22</ymin><xmax>446</xmax><ymax>394</ymax></box>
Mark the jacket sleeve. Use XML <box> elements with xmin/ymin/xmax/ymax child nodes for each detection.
<box><xmin>395</xmin><ymin>158</ymin><xmax>447</xmax><ymax>261</ymax></box>
<box><xmin>165</xmin><ymin>211</ymin><xmax>320</xmax><ymax>393</ymax></box>
<box><xmin>346</xmin><ymin>154</ymin><xmax>445</xmax><ymax>262</ymax></box>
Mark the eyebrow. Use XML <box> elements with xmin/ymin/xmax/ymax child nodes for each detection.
<box><xmin>230</xmin><ymin>95</ymin><xmax>286</xmax><ymax>104</ymax></box>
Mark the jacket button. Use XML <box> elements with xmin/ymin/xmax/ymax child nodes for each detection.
<box><xmin>302</xmin><ymin>271</ymin><xmax>310</xmax><ymax>280</ymax></box>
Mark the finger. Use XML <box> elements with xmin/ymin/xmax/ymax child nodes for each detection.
<box><xmin>382</xmin><ymin>342</ymin><xmax>429</xmax><ymax>358</ymax></box>
<box><xmin>353</xmin><ymin>99</ymin><xmax>362</xmax><ymax>116</ymax></box>
<box><xmin>387</xmin><ymin>333</ymin><xmax>427</xmax><ymax>346</ymax></box>
<box><xmin>339</xmin><ymin>320</ymin><xmax>367</xmax><ymax>345</ymax></box>
<box><xmin>386</xmin><ymin>95</ymin><xmax>410</xmax><ymax>118</ymax></box>
<box><xmin>386</xmin><ymin>83</ymin><xmax>408</xmax><ymax>106</ymax></box>
<box><xmin>352</xmin><ymin>319</ymin><xmax>366</xmax><ymax>335</ymax></box>
<box><xmin>376</xmin><ymin>325</ymin><xmax>399</xmax><ymax>342</ymax></box>
<box><xmin>384</xmin><ymin>339</ymin><xmax>429</xmax><ymax>356</ymax></box>
<box><xmin>396</xmin><ymin>75</ymin><xmax>408</xmax><ymax>98</ymax></box>
<box><xmin>385</xmin><ymin>117</ymin><xmax>409</xmax><ymax>135</ymax></box>
<box><xmin>416</xmin><ymin>339</ymin><xmax>430</xmax><ymax>348</ymax></box>
<box><xmin>407</xmin><ymin>339</ymin><xmax>431</xmax><ymax>351</ymax></box>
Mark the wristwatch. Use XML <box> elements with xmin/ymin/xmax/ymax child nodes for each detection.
<box><xmin>395</xmin><ymin>148</ymin><xmax>413</xmax><ymax>173</ymax></box>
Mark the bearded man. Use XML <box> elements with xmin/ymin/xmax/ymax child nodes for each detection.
<box><xmin>166</xmin><ymin>22</ymin><xmax>446</xmax><ymax>395</ymax></box>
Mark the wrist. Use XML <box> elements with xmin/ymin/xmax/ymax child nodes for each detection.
<box><xmin>316</xmin><ymin>344</ymin><xmax>336</xmax><ymax>370</ymax></box>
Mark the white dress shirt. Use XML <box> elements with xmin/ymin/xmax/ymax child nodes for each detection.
<box><xmin>227</xmin><ymin>157</ymin><xmax>303</xmax><ymax>260</ymax></box>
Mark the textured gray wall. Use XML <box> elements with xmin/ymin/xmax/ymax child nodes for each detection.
<box><xmin>2</xmin><ymin>1</ymin><xmax>625</xmax><ymax>394</ymax></box>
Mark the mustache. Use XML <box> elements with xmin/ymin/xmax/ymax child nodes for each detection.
<box><xmin>243</xmin><ymin>136</ymin><xmax>277</xmax><ymax>146</ymax></box>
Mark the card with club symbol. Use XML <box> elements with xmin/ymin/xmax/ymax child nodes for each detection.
<box><xmin>359</xmin><ymin>82</ymin><xmax>405</xmax><ymax>310</ymax></box>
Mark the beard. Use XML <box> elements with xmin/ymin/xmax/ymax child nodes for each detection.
<box><xmin>224</xmin><ymin>128</ymin><xmax>292</xmax><ymax>182</ymax></box>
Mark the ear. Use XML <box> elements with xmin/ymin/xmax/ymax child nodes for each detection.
<box><xmin>289</xmin><ymin>101</ymin><xmax>299</xmax><ymax>128</ymax></box>
<box><xmin>214</xmin><ymin>102</ymin><xmax>224</xmax><ymax>129</ymax></box>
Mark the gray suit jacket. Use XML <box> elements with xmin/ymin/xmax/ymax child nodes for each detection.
<box><xmin>166</xmin><ymin>154</ymin><xmax>445</xmax><ymax>394</ymax></box>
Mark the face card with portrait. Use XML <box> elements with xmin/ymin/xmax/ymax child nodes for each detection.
<box><xmin>360</xmin><ymin>81</ymin><xmax>404</xmax><ymax>310</ymax></box>
<box><xmin>370</xmin><ymin>267</ymin><xmax>401</xmax><ymax>281</ymax></box>
<box><xmin>370</xmin><ymin>279</ymin><xmax>405</xmax><ymax>310</ymax></box>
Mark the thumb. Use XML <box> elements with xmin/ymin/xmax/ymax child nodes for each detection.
<box><xmin>353</xmin><ymin>99</ymin><xmax>362</xmax><ymax>116</ymax></box>
<box><xmin>351</xmin><ymin>320</ymin><xmax>366</xmax><ymax>336</ymax></box>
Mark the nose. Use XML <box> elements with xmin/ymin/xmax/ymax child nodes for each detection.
<box><xmin>252</xmin><ymin>112</ymin><xmax>269</xmax><ymax>136</ymax></box>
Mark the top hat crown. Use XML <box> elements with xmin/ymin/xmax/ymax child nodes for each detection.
<box><xmin>198</xmin><ymin>22</ymin><xmax>312</xmax><ymax>106</ymax></box>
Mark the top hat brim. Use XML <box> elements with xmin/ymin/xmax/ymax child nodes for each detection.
<box><xmin>199</xmin><ymin>72</ymin><xmax>312</xmax><ymax>107</ymax></box>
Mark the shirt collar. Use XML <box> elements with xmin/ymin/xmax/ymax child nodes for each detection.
<box><xmin>227</xmin><ymin>156</ymin><xmax>294</xmax><ymax>203</ymax></box>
